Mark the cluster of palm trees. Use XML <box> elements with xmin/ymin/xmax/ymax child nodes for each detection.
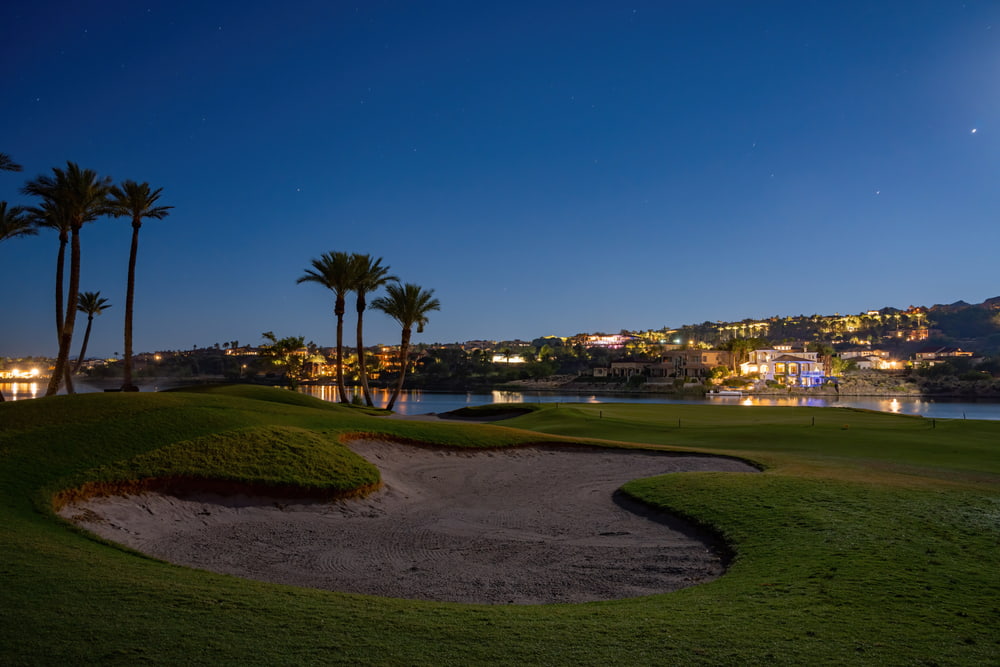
<box><xmin>298</xmin><ymin>252</ymin><xmax>439</xmax><ymax>410</ymax></box>
<box><xmin>0</xmin><ymin>155</ymin><xmax>171</xmax><ymax>398</ymax></box>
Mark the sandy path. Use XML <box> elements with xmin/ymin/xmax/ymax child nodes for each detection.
<box><xmin>61</xmin><ymin>440</ymin><xmax>757</xmax><ymax>604</ymax></box>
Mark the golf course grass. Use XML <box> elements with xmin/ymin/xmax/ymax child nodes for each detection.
<box><xmin>1</xmin><ymin>385</ymin><xmax>997</xmax><ymax>665</ymax></box>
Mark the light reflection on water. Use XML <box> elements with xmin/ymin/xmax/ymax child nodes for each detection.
<box><xmin>295</xmin><ymin>386</ymin><xmax>1000</xmax><ymax>420</ymax></box>
<box><xmin>0</xmin><ymin>382</ymin><xmax>40</xmax><ymax>401</ymax></box>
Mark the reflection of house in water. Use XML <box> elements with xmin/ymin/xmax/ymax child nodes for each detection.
<box><xmin>740</xmin><ymin>345</ymin><xmax>825</xmax><ymax>387</ymax></box>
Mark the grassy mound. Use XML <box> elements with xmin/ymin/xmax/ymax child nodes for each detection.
<box><xmin>440</xmin><ymin>402</ymin><xmax>539</xmax><ymax>420</ymax></box>
<box><xmin>1</xmin><ymin>386</ymin><xmax>998</xmax><ymax>665</ymax></box>
<box><xmin>55</xmin><ymin>425</ymin><xmax>381</xmax><ymax>507</ymax></box>
<box><xmin>163</xmin><ymin>382</ymin><xmax>386</xmax><ymax>414</ymax></box>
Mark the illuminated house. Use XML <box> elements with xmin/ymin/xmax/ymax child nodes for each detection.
<box><xmin>913</xmin><ymin>346</ymin><xmax>974</xmax><ymax>366</ymax></box>
<box><xmin>606</xmin><ymin>350</ymin><xmax>731</xmax><ymax>380</ymax></box>
<box><xmin>0</xmin><ymin>367</ymin><xmax>42</xmax><ymax>380</ymax></box>
<box><xmin>650</xmin><ymin>349</ymin><xmax>731</xmax><ymax>378</ymax></box>
<box><xmin>609</xmin><ymin>361</ymin><xmax>649</xmax><ymax>377</ymax></box>
<box><xmin>572</xmin><ymin>333</ymin><xmax>637</xmax><ymax>349</ymax></box>
<box><xmin>740</xmin><ymin>346</ymin><xmax>825</xmax><ymax>387</ymax></box>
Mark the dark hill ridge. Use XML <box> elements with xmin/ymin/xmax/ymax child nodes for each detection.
<box><xmin>928</xmin><ymin>297</ymin><xmax>999</xmax><ymax>312</ymax></box>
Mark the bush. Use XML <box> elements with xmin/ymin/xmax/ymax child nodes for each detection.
<box><xmin>627</xmin><ymin>374</ymin><xmax>646</xmax><ymax>388</ymax></box>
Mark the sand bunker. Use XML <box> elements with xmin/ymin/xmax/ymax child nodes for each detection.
<box><xmin>60</xmin><ymin>440</ymin><xmax>757</xmax><ymax>604</ymax></box>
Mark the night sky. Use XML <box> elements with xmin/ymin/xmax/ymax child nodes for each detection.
<box><xmin>2</xmin><ymin>1</ymin><xmax>998</xmax><ymax>358</ymax></box>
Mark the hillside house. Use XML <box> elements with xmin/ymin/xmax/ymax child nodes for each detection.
<box><xmin>740</xmin><ymin>345</ymin><xmax>825</xmax><ymax>387</ymax></box>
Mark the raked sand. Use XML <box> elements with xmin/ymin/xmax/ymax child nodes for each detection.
<box><xmin>60</xmin><ymin>440</ymin><xmax>757</xmax><ymax>604</ymax></box>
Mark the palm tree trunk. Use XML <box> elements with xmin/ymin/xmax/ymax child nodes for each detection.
<box><xmin>47</xmin><ymin>236</ymin><xmax>68</xmax><ymax>395</ymax></box>
<box><xmin>356</xmin><ymin>293</ymin><xmax>374</xmax><ymax>406</ymax></box>
<box><xmin>74</xmin><ymin>316</ymin><xmax>94</xmax><ymax>373</ymax></box>
<box><xmin>62</xmin><ymin>277</ymin><xmax>76</xmax><ymax>393</ymax></box>
<box><xmin>46</xmin><ymin>228</ymin><xmax>81</xmax><ymax>396</ymax></box>
<box><xmin>122</xmin><ymin>221</ymin><xmax>140</xmax><ymax>391</ymax></box>
<box><xmin>335</xmin><ymin>304</ymin><xmax>348</xmax><ymax>403</ymax></box>
<box><xmin>55</xmin><ymin>236</ymin><xmax>66</xmax><ymax>339</ymax></box>
<box><xmin>64</xmin><ymin>365</ymin><xmax>75</xmax><ymax>394</ymax></box>
<box><xmin>386</xmin><ymin>327</ymin><xmax>412</xmax><ymax>411</ymax></box>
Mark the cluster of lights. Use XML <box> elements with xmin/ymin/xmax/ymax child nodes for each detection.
<box><xmin>1</xmin><ymin>368</ymin><xmax>41</xmax><ymax>380</ymax></box>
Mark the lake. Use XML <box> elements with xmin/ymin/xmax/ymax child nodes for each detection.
<box><xmin>297</xmin><ymin>385</ymin><xmax>1000</xmax><ymax>421</ymax></box>
<box><xmin>5</xmin><ymin>381</ymin><xmax>999</xmax><ymax>421</ymax></box>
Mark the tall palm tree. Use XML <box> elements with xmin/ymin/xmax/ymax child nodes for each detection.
<box><xmin>371</xmin><ymin>282</ymin><xmax>440</xmax><ymax>411</ymax></box>
<box><xmin>74</xmin><ymin>291</ymin><xmax>111</xmax><ymax>372</ymax></box>
<box><xmin>0</xmin><ymin>201</ymin><xmax>35</xmax><ymax>403</ymax></box>
<box><xmin>297</xmin><ymin>251</ymin><xmax>356</xmax><ymax>403</ymax></box>
<box><xmin>350</xmin><ymin>253</ymin><xmax>396</xmax><ymax>406</ymax></box>
<box><xmin>24</xmin><ymin>201</ymin><xmax>78</xmax><ymax>394</ymax></box>
<box><xmin>23</xmin><ymin>162</ymin><xmax>112</xmax><ymax>396</ymax></box>
<box><xmin>27</xmin><ymin>201</ymin><xmax>71</xmax><ymax>339</ymax></box>
<box><xmin>107</xmin><ymin>180</ymin><xmax>172</xmax><ymax>392</ymax></box>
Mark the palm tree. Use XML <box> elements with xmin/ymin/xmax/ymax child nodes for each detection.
<box><xmin>23</xmin><ymin>162</ymin><xmax>112</xmax><ymax>396</ymax></box>
<box><xmin>371</xmin><ymin>282</ymin><xmax>440</xmax><ymax>411</ymax></box>
<box><xmin>74</xmin><ymin>291</ymin><xmax>111</xmax><ymax>372</ymax></box>
<box><xmin>350</xmin><ymin>254</ymin><xmax>396</xmax><ymax>406</ymax></box>
<box><xmin>297</xmin><ymin>251</ymin><xmax>356</xmax><ymax>403</ymax></box>
<box><xmin>107</xmin><ymin>180</ymin><xmax>172</xmax><ymax>392</ymax></box>
<box><xmin>0</xmin><ymin>201</ymin><xmax>35</xmax><ymax>403</ymax></box>
<box><xmin>0</xmin><ymin>153</ymin><xmax>22</xmax><ymax>172</ymax></box>
<box><xmin>28</xmin><ymin>202</ymin><xmax>80</xmax><ymax>394</ymax></box>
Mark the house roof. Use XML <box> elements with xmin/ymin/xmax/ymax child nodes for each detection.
<box><xmin>773</xmin><ymin>355</ymin><xmax>817</xmax><ymax>362</ymax></box>
<box><xmin>915</xmin><ymin>346</ymin><xmax>965</xmax><ymax>355</ymax></box>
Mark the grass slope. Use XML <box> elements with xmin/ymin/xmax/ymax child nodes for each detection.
<box><xmin>1</xmin><ymin>387</ymin><xmax>998</xmax><ymax>665</ymax></box>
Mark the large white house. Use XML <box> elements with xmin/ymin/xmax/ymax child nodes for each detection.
<box><xmin>739</xmin><ymin>345</ymin><xmax>825</xmax><ymax>387</ymax></box>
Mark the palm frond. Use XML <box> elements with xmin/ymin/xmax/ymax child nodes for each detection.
<box><xmin>371</xmin><ymin>282</ymin><xmax>441</xmax><ymax>330</ymax></box>
<box><xmin>0</xmin><ymin>201</ymin><xmax>37</xmax><ymax>241</ymax></box>
<box><xmin>77</xmin><ymin>290</ymin><xmax>112</xmax><ymax>315</ymax></box>
<box><xmin>108</xmin><ymin>180</ymin><xmax>173</xmax><ymax>222</ymax></box>
<box><xmin>0</xmin><ymin>153</ymin><xmax>23</xmax><ymax>172</ymax></box>
<box><xmin>22</xmin><ymin>162</ymin><xmax>112</xmax><ymax>228</ymax></box>
<box><xmin>296</xmin><ymin>251</ymin><xmax>355</xmax><ymax>294</ymax></box>
<box><xmin>351</xmin><ymin>253</ymin><xmax>397</xmax><ymax>292</ymax></box>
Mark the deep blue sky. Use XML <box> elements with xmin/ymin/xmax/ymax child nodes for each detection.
<box><xmin>2</xmin><ymin>1</ymin><xmax>998</xmax><ymax>358</ymax></box>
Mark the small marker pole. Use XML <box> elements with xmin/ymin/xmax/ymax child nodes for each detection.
<box><xmin>812</xmin><ymin>416</ymin><xmax>815</xmax><ymax>427</ymax></box>
<box><xmin>678</xmin><ymin>418</ymin><xmax>681</xmax><ymax>428</ymax></box>
<box><xmin>932</xmin><ymin>419</ymin><xmax>936</xmax><ymax>429</ymax></box>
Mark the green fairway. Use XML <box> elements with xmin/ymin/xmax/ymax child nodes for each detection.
<box><xmin>1</xmin><ymin>386</ymin><xmax>997</xmax><ymax>665</ymax></box>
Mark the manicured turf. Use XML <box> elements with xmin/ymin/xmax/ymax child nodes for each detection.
<box><xmin>1</xmin><ymin>386</ymin><xmax>997</xmax><ymax>665</ymax></box>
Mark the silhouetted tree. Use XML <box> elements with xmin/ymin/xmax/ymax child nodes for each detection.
<box><xmin>74</xmin><ymin>292</ymin><xmax>111</xmax><ymax>372</ymax></box>
<box><xmin>23</xmin><ymin>162</ymin><xmax>112</xmax><ymax>396</ymax></box>
<box><xmin>372</xmin><ymin>282</ymin><xmax>440</xmax><ymax>411</ymax></box>
<box><xmin>108</xmin><ymin>180</ymin><xmax>172</xmax><ymax>391</ymax></box>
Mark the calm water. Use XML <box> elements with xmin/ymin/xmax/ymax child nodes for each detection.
<box><xmin>296</xmin><ymin>385</ymin><xmax>1000</xmax><ymax>421</ymax></box>
<box><xmin>5</xmin><ymin>381</ymin><xmax>998</xmax><ymax>421</ymax></box>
